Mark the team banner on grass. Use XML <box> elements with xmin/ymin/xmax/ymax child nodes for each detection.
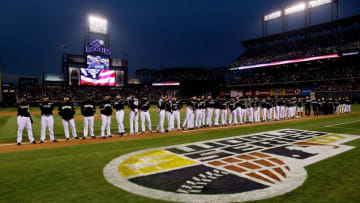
<box><xmin>103</xmin><ymin>129</ymin><xmax>359</xmax><ymax>203</ymax></box>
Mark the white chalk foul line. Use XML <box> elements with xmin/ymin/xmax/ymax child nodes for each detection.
<box><xmin>325</xmin><ymin>120</ymin><xmax>360</xmax><ymax>128</ymax></box>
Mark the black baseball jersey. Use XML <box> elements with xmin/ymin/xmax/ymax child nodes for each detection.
<box><xmin>58</xmin><ymin>101</ymin><xmax>76</xmax><ymax>121</ymax></box>
<box><xmin>172</xmin><ymin>101</ymin><xmax>182</xmax><ymax>111</ymax></box>
<box><xmin>241</xmin><ymin>100</ymin><xmax>247</xmax><ymax>109</ymax></box>
<box><xmin>81</xmin><ymin>101</ymin><xmax>96</xmax><ymax>117</ymax></box>
<box><xmin>193</xmin><ymin>100</ymin><xmax>199</xmax><ymax>110</ymax></box>
<box><xmin>113</xmin><ymin>99</ymin><xmax>125</xmax><ymax>111</ymax></box>
<box><xmin>100</xmin><ymin>100</ymin><xmax>113</xmax><ymax>116</ymax></box>
<box><xmin>220</xmin><ymin>100</ymin><xmax>228</xmax><ymax>110</ymax></box>
<box><xmin>199</xmin><ymin>100</ymin><xmax>206</xmax><ymax>109</ymax></box>
<box><xmin>165</xmin><ymin>101</ymin><xmax>172</xmax><ymax>112</ymax></box>
<box><xmin>205</xmin><ymin>99</ymin><xmax>215</xmax><ymax>108</ymax></box>
<box><xmin>129</xmin><ymin>98</ymin><xmax>140</xmax><ymax>111</ymax></box>
<box><xmin>254</xmin><ymin>100</ymin><xmax>260</xmax><ymax>108</ymax></box>
<box><xmin>140</xmin><ymin>99</ymin><xmax>150</xmax><ymax>111</ymax></box>
<box><xmin>229</xmin><ymin>102</ymin><xmax>237</xmax><ymax>111</ymax></box>
<box><xmin>250</xmin><ymin>101</ymin><xmax>255</xmax><ymax>108</ymax></box>
<box><xmin>40</xmin><ymin>101</ymin><xmax>54</xmax><ymax>116</ymax></box>
<box><xmin>260</xmin><ymin>100</ymin><xmax>267</xmax><ymax>108</ymax></box>
<box><xmin>213</xmin><ymin>99</ymin><xmax>220</xmax><ymax>109</ymax></box>
<box><xmin>158</xmin><ymin>99</ymin><xmax>166</xmax><ymax>110</ymax></box>
<box><xmin>17</xmin><ymin>101</ymin><xmax>31</xmax><ymax>117</ymax></box>
<box><xmin>267</xmin><ymin>99</ymin><xmax>273</xmax><ymax>108</ymax></box>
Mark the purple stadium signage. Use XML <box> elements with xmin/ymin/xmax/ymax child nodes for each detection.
<box><xmin>85</xmin><ymin>39</ymin><xmax>111</xmax><ymax>56</ymax></box>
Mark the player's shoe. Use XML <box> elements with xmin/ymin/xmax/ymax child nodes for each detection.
<box><xmin>66</xmin><ymin>138</ymin><xmax>70</xmax><ymax>141</ymax></box>
<box><xmin>52</xmin><ymin>139</ymin><xmax>58</xmax><ymax>142</ymax></box>
<box><xmin>17</xmin><ymin>143</ymin><xmax>21</xmax><ymax>146</ymax></box>
<box><xmin>100</xmin><ymin>136</ymin><xmax>106</xmax><ymax>139</ymax></box>
<box><xmin>108</xmin><ymin>135</ymin><xmax>112</xmax><ymax>138</ymax></box>
<box><xmin>82</xmin><ymin>137</ymin><xmax>86</xmax><ymax>140</ymax></box>
<box><xmin>91</xmin><ymin>136</ymin><xmax>96</xmax><ymax>139</ymax></box>
<box><xmin>31</xmin><ymin>141</ymin><xmax>37</xmax><ymax>144</ymax></box>
<box><xmin>119</xmin><ymin>133</ymin><xmax>124</xmax><ymax>137</ymax></box>
<box><xmin>74</xmin><ymin>137</ymin><xmax>79</xmax><ymax>140</ymax></box>
<box><xmin>40</xmin><ymin>140</ymin><xmax>44</xmax><ymax>144</ymax></box>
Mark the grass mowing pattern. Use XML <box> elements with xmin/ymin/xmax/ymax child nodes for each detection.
<box><xmin>0</xmin><ymin>105</ymin><xmax>359</xmax><ymax>202</ymax></box>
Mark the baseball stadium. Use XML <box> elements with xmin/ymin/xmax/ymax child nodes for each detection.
<box><xmin>1</xmin><ymin>0</ymin><xmax>360</xmax><ymax>202</ymax></box>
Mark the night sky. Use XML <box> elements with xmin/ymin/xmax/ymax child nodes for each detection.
<box><xmin>1</xmin><ymin>0</ymin><xmax>360</xmax><ymax>82</ymax></box>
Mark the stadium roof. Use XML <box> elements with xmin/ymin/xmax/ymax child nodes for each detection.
<box><xmin>242</xmin><ymin>14</ymin><xmax>360</xmax><ymax>46</ymax></box>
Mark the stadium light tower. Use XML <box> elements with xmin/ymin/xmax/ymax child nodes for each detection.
<box><xmin>88</xmin><ymin>15</ymin><xmax>108</xmax><ymax>35</ymax></box>
<box><xmin>84</xmin><ymin>14</ymin><xmax>110</xmax><ymax>54</ymax></box>
<box><xmin>262</xmin><ymin>0</ymin><xmax>338</xmax><ymax>36</ymax></box>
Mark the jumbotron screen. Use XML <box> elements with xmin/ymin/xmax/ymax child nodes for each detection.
<box><xmin>86</xmin><ymin>55</ymin><xmax>109</xmax><ymax>69</ymax></box>
<box><xmin>80</xmin><ymin>68</ymin><xmax>115</xmax><ymax>86</ymax></box>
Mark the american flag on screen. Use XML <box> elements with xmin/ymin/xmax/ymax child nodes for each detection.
<box><xmin>80</xmin><ymin>68</ymin><xmax>115</xmax><ymax>86</ymax></box>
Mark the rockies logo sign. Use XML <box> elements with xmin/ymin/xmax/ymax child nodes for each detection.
<box><xmin>103</xmin><ymin>129</ymin><xmax>359</xmax><ymax>202</ymax></box>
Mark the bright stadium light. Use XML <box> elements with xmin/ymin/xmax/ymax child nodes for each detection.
<box><xmin>264</xmin><ymin>10</ymin><xmax>282</xmax><ymax>21</ymax></box>
<box><xmin>89</xmin><ymin>15</ymin><xmax>108</xmax><ymax>34</ymax></box>
<box><xmin>308</xmin><ymin>0</ymin><xmax>332</xmax><ymax>8</ymax></box>
<box><xmin>285</xmin><ymin>2</ymin><xmax>306</xmax><ymax>15</ymax></box>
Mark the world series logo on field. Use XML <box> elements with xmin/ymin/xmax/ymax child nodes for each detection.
<box><xmin>103</xmin><ymin>129</ymin><xmax>359</xmax><ymax>203</ymax></box>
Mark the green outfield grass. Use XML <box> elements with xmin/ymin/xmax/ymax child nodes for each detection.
<box><xmin>0</xmin><ymin>105</ymin><xmax>359</xmax><ymax>202</ymax></box>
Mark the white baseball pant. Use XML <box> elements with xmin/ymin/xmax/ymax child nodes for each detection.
<box><xmin>182</xmin><ymin>107</ymin><xmax>192</xmax><ymax>129</ymax></box>
<box><xmin>17</xmin><ymin>116</ymin><xmax>35</xmax><ymax>143</ymax></box>
<box><xmin>129</xmin><ymin>111</ymin><xmax>139</xmax><ymax>134</ymax></box>
<box><xmin>221</xmin><ymin>109</ymin><xmax>227</xmax><ymax>125</ymax></box>
<box><xmin>206</xmin><ymin>108</ymin><xmax>213</xmax><ymax>126</ymax></box>
<box><xmin>214</xmin><ymin>109</ymin><xmax>220</xmax><ymax>126</ymax></box>
<box><xmin>166</xmin><ymin>111</ymin><xmax>173</xmax><ymax>131</ymax></box>
<box><xmin>157</xmin><ymin>110</ymin><xmax>166</xmax><ymax>133</ymax></box>
<box><xmin>141</xmin><ymin>111</ymin><xmax>151</xmax><ymax>132</ymax></box>
<box><xmin>229</xmin><ymin>110</ymin><xmax>238</xmax><ymax>125</ymax></box>
<box><xmin>116</xmin><ymin>110</ymin><xmax>125</xmax><ymax>133</ymax></box>
<box><xmin>262</xmin><ymin>108</ymin><xmax>268</xmax><ymax>121</ymax></box>
<box><xmin>62</xmin><ymin>119</ymin><xmax>78</xmax><ymax>139</ymax></box>
<box><xmin>267</xmin><ymin>108</ymin><xmax>273</xmax><ymax>121</ymax></box>
<box><xmin>172</xmin><ymin>110</ymin><xmax>181</xmax><ymax>130</ymax></box>
<box><xmin>254</xmin><ymin>107</ymin><xmax>260</xmax><ymax>122</ymax></box>
<box><xmin>274</xmin><ymin>106</ymin><xmax>280</xmax><ymax>120</ymax></box>
<box><xmin>201</xmin><ymin>109</ymin><xmax>206</xmax><ymax>126</ymax></box>
<box><xmin>240</xmin><ymin>108</ymin><xmax>247</xmax><ymax>124</ymax></box>
<box><xmin>40</xmin><ymin>115</ymin><xmax>55</xmax><ymax>141</ymax></box>
<box><xmin>83</xmin><ymin>116</ymin><xmax>94</xmax><ymax>138</ymax></box>
<box><xmin>100</xmin><ymin>115</ymin><xmax>111</xmax><ymax>137</ymax></box>
<box><xmin>248</xmin><ymin>107</ymin><xmax>254</xmax><ymax>123</ymax></box>
<box><xmin>280</xmin><ymin>106</ymin><xmax>286</xmax><ymax>119</ymax></box>
<box><xmin>195</xmin><ymin>109</ymin><xmax>202</xmax><ymax>128</ymax></box>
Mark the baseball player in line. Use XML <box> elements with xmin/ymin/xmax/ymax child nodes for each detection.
<box><xmin>171</xmin><ymin>97</ymin><xmax>182</xmax><ymax>131</ymax></box>
<box><xmin>157</xmin><ymin>95</ymin><xmax>166</xmax><ymax>133</ymax></box>
<box><xmin>58</xmin><ymin>95</ymin><xmax>78</xmax><ymax>141</ymax></box>
<box><xmin>140</xmin><ymin>96</ymin><xmax>151</xmax><ymax>134</ymax></box>
<box><xmin>114</xmin><ymin>94</ymin><xmax>125</xmax><ymax>137</ymax></box>
<box><xmin>99</xmin><ymin>95</ymin><xmax>113</xmax><ymax>138</ymax></box>
<box><xmin>16</xmin><ymin>95</ymin><xmax>36</xmax><ymax>145</ymax></box>
<box><xmin>81</xmin><ymin>94</ymin><xmax>96</xmax><ymax>139</ymax></box>
<box><xmin>129</xmin><ymin>96</ymin><xmax>140</xmax><ymax>135</ymax></box>
<box><xmin>39</xmin><ymin>94</ymin><xmax>57</xmax><ymax>143</ymax></box>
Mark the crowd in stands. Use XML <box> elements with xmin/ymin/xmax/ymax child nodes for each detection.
<box><xmin>234</xmin><ymin>20</ymin><xmax>360</xmax><ymax>67</ymax></box>
<box><xmin>232</xmin><ymin>64</ymin><xmax>360</xmax><ymax>87</ymax></box>
<box><xmin>16</xmin><ymin>86</ymin><xmax>181</xmax><ymax>103</ymax></box>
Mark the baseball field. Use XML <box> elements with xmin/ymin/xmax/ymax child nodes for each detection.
<box><xmin>0</xmin><ymin>105</ymin><xmax>360</xmax><ymax>202</ymax></box>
